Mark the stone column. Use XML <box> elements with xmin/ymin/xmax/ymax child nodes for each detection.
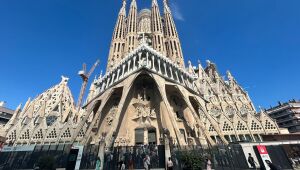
<box><xmin>138</xmin><ymin>52</ymin><xmax>142</xmax><ymax>68</ymax></box>
<box><xmin>175</xmin><ymin>71</ymin><xmax>180</xmax><ymax>83</ymax></box>
<box><xmin>152</xmin><ymin>55</ymin><xmax>155</xmax><ymax>71</ymax></box>
<box><xmin>146</xmin><ymin>52</ymin><xmax>149</xmax><ymax>68</ymax></box>
<box><xmin>169</xmin><ymin>65</ymin><xmax>174</xmax><ymax>79</ymax></box>
<box><xmin>144</xmin><ymin>128</ymin><xmax>148</xmax><ymax>145</ymax></box>
<box><xmin>128</xmin><ymin>60</ymin><xmax>131</xmax><ymax>73</ymax></box>
<box><xmin>133</xmin><ymin>56</ymin><xmax>136</xmax><ymax>71</ymax></box>
<box><xmin>164</xmin><ymin>135</ymin><xmax>171</xmax><ymax>169</ymax></box>
<box><xmin>158</xmin><ymin>58</ymin><xmax>161</xmax><ymax>74</ymax></box>
<box><xmin>110</xmin><ymin>73</ymin><xmax>115</xmax><ymax>86</ymax></box>
<box><xmin>164</xmin><ymin>62</ymin><xmax>167</xmax><ymax>76</ymax></box>
<box><xmin>106</xmin><ymin>77</ymin><xmax>110</xmax><ymax>88</ymax></box>
<box><xmin>229</xmin><ymin>135</ymin><xmax>233</xmax><ymax>142</ymax></box>
<box><xmin>116</xmin><ymin>68</ymin><xmax>120</xmax><ymax>81</ymax></box>
<box><xmin>181</xmin><ymin>74</ymin><xmax>185</xmax><ymax>85</ymax></box>
<box><xmin>122</xmin><ymin>64</ymin><xmax>125</xmax><ymax>78</ymax></box>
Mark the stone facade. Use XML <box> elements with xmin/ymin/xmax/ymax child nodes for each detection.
<box><xmin>1</xmin><ymin>0</ymin><xmax>284</xmax><ymax>150</ymax></box>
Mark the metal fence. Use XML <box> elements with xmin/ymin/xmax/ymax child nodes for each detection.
<box><xmin>103</xmin><ymin>144</ymin><xmax>165</xmax><ymax>170</ymax></box>
<box><xmin>170</xmin><ymin>144</ymin><xmax>249</xmax><ymax>170</ymax></box>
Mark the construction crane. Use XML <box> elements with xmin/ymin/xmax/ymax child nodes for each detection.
<box><xmin>76</xmin><ymin>60</ymin><xmax>100</xmax><ymax>110</ymax></box>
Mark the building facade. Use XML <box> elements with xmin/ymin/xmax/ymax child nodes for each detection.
<box><xmin>0</xmin><ymin>0</ymin><xmax>285</xmax><ymax>164</ymax></box>
<box><xmin>266</xmin><ymin>100</ymin><xmax>300</xmax><ymax>133</ymax></box>
<box><xmin>0</xmin><ymin>103</ymin><xmax>14</xmax><ymax>126</ymax></box>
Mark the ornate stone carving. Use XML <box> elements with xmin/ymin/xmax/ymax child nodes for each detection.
<box><xmin>132</xmin><ymin>103</ymin><xmax>156</xmax><ymax>127</ymax></box>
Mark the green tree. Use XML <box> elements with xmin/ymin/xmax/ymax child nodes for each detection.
<box><xmin>178</xmin><ymin>150</ymin><xmax>204</xmax><ymax>170</ymax></box>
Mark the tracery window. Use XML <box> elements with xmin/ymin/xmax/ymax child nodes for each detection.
<box><xmin>225</xmin><ymin>106</ymin><xmax>236</xmax><ymax>116</ymax></box>
<box><xmin>210</xmin><ymin>106</ymin><xmax>221</xmax><ymax>117</ymax></box>
<box><xmin>240</xmin><ymin>104</ymin><xmax>251</xmax><ymax>115</ymax></box>
<box><xmin>46</xmin><ymin>115</ymin><xmax>58</xmax><ymax>126</ymax></box>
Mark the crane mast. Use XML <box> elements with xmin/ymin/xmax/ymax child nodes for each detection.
<box><xmin>76</xmin><ymin>60</ymin><xmax>100</xmax><ymax>110</ymax></box>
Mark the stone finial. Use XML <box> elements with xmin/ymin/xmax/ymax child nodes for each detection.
<box><xmin>198</xmin><ymin>59</ymin><xmax>203</xmax><ymax>69</ymax></box>
<box><xmin>61</xmin><ymin>76</ymin><xmax>69</xmax><ymax>84</ymax></box>
<box><xmin>226</xmin><ymin>71</ymin><xmax>234</xmax><ymax>81</ymax></box>
<box><xmin>15</xmin><ymin>104</ymin><xmax>22</xmax><ymax>112</ymax></box>
<box><xmin>206</xmin><ymin>60</ymin><xmax>211</xmax><ymax>66</ymax></box>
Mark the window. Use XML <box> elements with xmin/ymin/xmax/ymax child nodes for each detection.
<box><xmin>180</xmin><ymin>129</ymin><xmax>186</xmax><ymax>143</ymax></box>
<box><xmin>135</xmin><ymin>129</ymin><xmax>144</xmax><ymax>145</ymax></box>
<box><xmin>46</xmin><ymin>115</ymin><xmax>58</xmax><ymax>126</ymax></box>
<box><xmin>148</xmin><ymin>129</ymin><xmax>156</xmax><ymax>145</ymax></box>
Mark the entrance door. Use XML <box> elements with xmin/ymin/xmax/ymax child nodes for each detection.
<box><xmin>135</xmin><ymin>129</ymin><xmax>144</xmax><ymax>145</ymax></box>
<box><xmin>66</xmin><ymin>148</ymin><xmax>79</xmax><ymax>170</ymax></box>
<box><xmin>148</xmin><ymin>129</ymin><xmax>156</xmax><ymax>145</ymax></box>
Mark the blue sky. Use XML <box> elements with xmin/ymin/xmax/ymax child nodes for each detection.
<box><xmin>0</xmin><ymin>0</ymin><xmax>299</xmax><ymax>110</ymax></box>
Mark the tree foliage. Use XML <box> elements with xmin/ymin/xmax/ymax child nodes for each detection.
<box><xmin>177</xmin><ymin>150</ymin><xmax>204</xmax><ymax>170</ymax></box>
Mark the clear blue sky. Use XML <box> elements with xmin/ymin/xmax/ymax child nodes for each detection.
<box><xmin>1</xmin><ymin>0</ymin><xmax>299</xmax><ymax>110</ymax></box>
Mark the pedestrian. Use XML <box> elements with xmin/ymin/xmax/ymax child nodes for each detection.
<box><xmin>95</xmin><ymin>157</ymin><xmax>101</xmax><ymax>170</ymax></box>
<box><xmin>265</xmin><ymin>160</ymin><xmax>282</xmax><ymax>170</ymax></box>
<box><xmin>144</xmin><ymin>155</ymin><xmax>150</xmax><ymax>170</ymax></box>
<box><xmin>128</xmin><ymin>156</ymin><xmax>134</xmax><ymax>170</ymax></box>
<box><xmin>167</xmin><ymin>157</ymin><xmax>174</xmax><ymax>170</ymax></box>
<box><xmin>120</xmin><ymin>161</ymin><xmax>126</xmax><ymax>170</ymax></box>
<box><xmin>206</xmin><ymin>157</ymin><xmax>212</xmax><ymax>170</ymax></box>
<box><xmin>247</xmin><ymin>153</ymin><xmax>257</xmax><ymax>169</ymax></box>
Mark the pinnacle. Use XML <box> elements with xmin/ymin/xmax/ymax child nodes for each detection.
<box><xmin>152</xmin><ymin>0</ymin><xmax>158</xmax><ymax>6</ymax></box>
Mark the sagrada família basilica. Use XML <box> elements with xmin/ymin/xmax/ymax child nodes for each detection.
<box><xmin>0</xmin><ymin>0</ymin><xmax>286</xmax><ymax>168</ymax></box>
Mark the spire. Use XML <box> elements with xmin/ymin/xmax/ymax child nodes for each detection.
<box><xmin>151</xmin><ymin>0</ymin><xmax>166</xmax><ymax>55</ymax></box>
<box><xmin>8</xmin><ymin>104</ymin><xmax>22</xmax><ymax>125</ymax></box>
<box><xmin>226</xmin><ymin>70</ymin><xmax>234</xmax><ymax>82</ymax></box>
<box><xmin>163</xmin><ymin>0</ymin><xmax>185</xmax><ymax>67</ymax></box>
<box><xmin>152</xmin><ymin>0</ymin><xmax>158</xmax><ymax>6</ymax></box>
<box><xmin>198</xmin><ymin>59</ymin><xmax>205</xmax><ymax>79</ymax></box>
<box><xmin>120</xmin><ymin>0</ymin><xmax>126</xmax><ymax>15</ymax></box>
<box><xmin>124</xmin><ymin>0</ymin><xmax>138</xmax><ymax>55</ymax></box>
<box><xmin>106</xmin><ymin>0</ymin><xmax>127</xmax><ymax>72</ymax></box>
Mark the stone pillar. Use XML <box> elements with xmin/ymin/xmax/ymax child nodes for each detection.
<box><xmin>169</xmin><ymin>65</ymin><xmax>174</xmax><ymax>79</ymax></box>
<box><xmin>229</xmin><ymin>135</ymin><xmax>233</xmax><ymax>142</ymax></box>
<box><xmin>121</xmin><ymin>64</ymin><xmax>125</xmax><ymax>78</ymax></box>
<box><xmin>128</xmin><ymin>60</ymin><xmax>131</xmax><ymax>73</ymax></box>
<box><xmin>144</xmin><ymin>128</ymin><xmax>148</xmax><ymax>145</ymax></box>
<box><xmin>146</xmin><ymin>52</ymin><xmax>149</xmax><ymax>68</ymax></box>
<box><xmin>181</xmin><ymin>74</ymin><xmax>185</xmax><ymax>86</ymax></box>
<box><xmin>138</xmin><ymin>52</ymin><xmax>142</xmax><ymax>68</ymax></box>
<box><xmin>152</xmin><ymin>55</ymin><xmax>155</xmax><ymax>71</ymax></box>
<box><xmin>116</xmin><ymin>68</ymin><xmax>120</xmax><ymax>81</ymax></box>
<box><xmin>158</xmin><ymin>58</ymin><xmax>161</xmax><ymax>74</ymax></box>
<box><xmin>133</xmin><ymin>56</ymin><xmax>136</xmax><ymax>70</ymax></box>
<box><xmin>164</xmin><ymin>135</ymin><xmax>171</xmax><ymax>169</ymax></box>
<box><xmin>110</xmin><ymin>73</ymin><xmax>115</xmax><ymax>86</ymax></box>
<box><xmin>164</xmin><ymin>62</ymin><xmax>167</xmax><ymax>76</ymax></box>
<box><xmin>175</xmin><ymin>71</ymin><xmax>180</xmax><ymax>83</ymax></box>
<box><xmin>106</xmin><ymin>77</ymin><xmax>110</xmax><ymax>88</ymax></box>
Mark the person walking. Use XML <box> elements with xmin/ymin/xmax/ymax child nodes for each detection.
<box><xmin>206</xmin><ymin>158</ymin><xmax>212</xmax><ymax>170</ymax></box>
<box><xmin>120</xmin><ymin>161</ymin><xmax>126</xmax><ymax>170</ymax></box>
<box><xmin>95</xmin><ymin>157</ymin><xmax>101</xmax><ymax>170</ymax></box>
<box><xmin>247</xmin><ymin>153</ymin><xmax>257</xmax><ymax>169</ymax></box>
<box><xmin>167</xmin><ymin>157</ymin><xmax>174</xmax><ymax>170</ymax></box>
<box><xmin>144</xmin><ymin>155</ymin><xmax>151</xmax><ymax>170</ymax></box>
